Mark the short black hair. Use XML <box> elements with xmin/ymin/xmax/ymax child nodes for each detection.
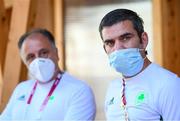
<box><xmin>18</xmin><ymin>28</ymin><xmax>56</xmax><ymax>49</ymax></box>
<box><xmin>99</xmin><ymin>9</ymin><xmax>144</xmax><ymax>40</ymax></box>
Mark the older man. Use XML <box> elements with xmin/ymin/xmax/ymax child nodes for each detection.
<box><xmin>0</xmin><ymin>28</ymin><xmax>96</xmax><ymax>120</ymax></box>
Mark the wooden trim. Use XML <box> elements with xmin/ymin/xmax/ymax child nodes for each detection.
<box><xmin>152</xmin><ymin>0</ymin><xmax>163</xmax><ymax>65</ymax></box>
<box><xmin>33</xmin><ymin>0</ymin><xmax>54</xmax><ymax>31</ymax></box>
<box><xmin>0</xmin><ymin>64</ymin><xmax>2</xmax><ymax>105</ymax></box>
<box><xmin>153</xmin><ymin>0</ymin><xmax>180</xmax><ymax>75</ymax></box>
<box><xmin>0</xmin><ymin>0</ymin><xmax>5</xmax><ymax>106</ymax></box>
<box><xmin>0</xmin><ymin>0</ymin><xmax>35</xmax><ymax>111</ymax></box>
<box><xmin>4</xmin><ymin>0</ymin><xmax>13</xmax><ymax>9</ymax></box>
<box><xmin>53</xmin><ymin>0</ymin><xmax>65</xmax><ymax>70</ymax></box>
<box><xmin>0</xmin><ymin>5</ymin><xmax>12</xmax><ymax>105</ymax></box>
<box><xmin>0</xmin><ymin>0</ymin><xmax>9</xmax><ymax>71</ymax></box>
<box><xmin>0</xmin><ymin>0</ymin><xmax>5</xmax><ymax>11</ymax></box>
<box><xmin>162</xmin><ymin>0</ymin><xmax>180</xmax><ymax>75</ymax></box>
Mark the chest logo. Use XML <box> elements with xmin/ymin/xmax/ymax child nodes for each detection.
<box><xmin>135</xmin><ymin>91</ymin><xmax>148</xmax><ymax>105</ymax></box>
<box><xmin>108</xmin><ymin>97</ymin><xmax>114</xmax><ymax>105</ymax></box>
<box><xmin>49</xmin><ymin>95</ymin><xmax>55</xmax><ymax>101</ymax></box>
<box><xmin>17</xmin><ymin>95</ymin><xmax>26</xmax><ymax>101</ymax></box>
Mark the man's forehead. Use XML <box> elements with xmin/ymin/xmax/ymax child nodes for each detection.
<box><xmin>21</xmin><ymin>34</ymin><xmax>51</xmax><ymax>53</ymax></box>
<box><xmin>102</xmin><ymin>21</ymin><xmax>136</xmax><ymax>39</ymax></box>
<box><xmin>22</xmin><ymin>33</ymin><xmax>51</xmax><ymax>46</ymax></box>
<box><xmin>25</xmin><ymin>33</ymin><xmax>47</xmax><ymax>40</ymax></box>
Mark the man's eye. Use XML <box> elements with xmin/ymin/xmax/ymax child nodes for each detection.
<box><xmin>26</xmin><ymin>55</ymin><xmax>35</xmax><ymax>62</ymax></box>
<box><xmin>121</xmin><ymin>36</ymin><xmax>131</xmax><ymax>42</ymax></box>
<box><xmin>104</xmin><ymin>41</ymin><xmax>115</xmax><ymax>47</ymax></box>
<box><xmin>39</xmin><ymin>50</ymin><xmax>49</xmax><ymax>58</ymax></box>
<box><xmin>42</xmin><ymin>51</ymin><xmax>48</xmax><ymax>55</ymax></box>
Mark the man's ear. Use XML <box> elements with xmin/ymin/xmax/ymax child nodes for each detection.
<box><xmin>141</xmin><ymin>32</ymin><xmax>148</xmax><ymax>49</ymax></box>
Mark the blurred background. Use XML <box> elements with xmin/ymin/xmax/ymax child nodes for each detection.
<box><xmin>0</xmin><ymin>0</ymin><xmax>180</xmax><ymax>120</ymax></box>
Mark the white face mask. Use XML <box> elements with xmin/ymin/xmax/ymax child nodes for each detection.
<box><xmin>28</xmin><ymin>58</ymin><xmax>55</xmax><ymax>83</ymax></box>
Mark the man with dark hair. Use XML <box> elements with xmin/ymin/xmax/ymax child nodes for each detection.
<box><xmin>0</xmin><ymin>28</ymin><xmax>96</xmax><ymax>120</ymax></box>
<box><xmin>99</xmin><ymin>9</ymin><xmax>180</xmax><ymax>121</ymax></box>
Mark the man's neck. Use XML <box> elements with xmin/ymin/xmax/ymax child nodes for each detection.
<box><xmin>51</xmin><ymin>68</ymin><xmax>63</xmax><ymax>81</ymax></box>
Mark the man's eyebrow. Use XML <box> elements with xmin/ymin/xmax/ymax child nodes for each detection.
<box><xmin>104</xmin><ymin>39</ymin><xmax>113</xmax><ymax>43</ymax></box>
<box><xmin>103</xmin><ymin>32</ymin><xmax>134</xmax><ymax>43</ymax></box>
<box><xmin>26</xmin><ymin>53</ymin><xmax>34</xmax><ymax>60</ymax></box>
<box><xmin>119</xmin><ymin>32</ymin><xmax>134</xmax><ymax>38</ymax></box>
<box><xmin>38</xmin><ymin>48</ymin><xmax>49</xmax><ymax>53</ymax></box>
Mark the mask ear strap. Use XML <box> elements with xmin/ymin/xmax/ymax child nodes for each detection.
<box><xmin>139</xmin><ymin>48</ymin><xmax>148</xmax><ymax>55</ymax></box>
<box><xmin>138</xmin><ymin>48</ymin><xmax>144</xmax><ymax>51</ymax></box>
<box><xmin>143</xmin><ymin>56</ymin><xmax>147</xmax><ymax>60</ymax></box>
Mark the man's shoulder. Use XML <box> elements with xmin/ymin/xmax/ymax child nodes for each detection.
<box><xmin>60</xmin><ymin>72</ymin><xmax>94</xmax><ymax>99</ymax></box>
<box><xmin>105</xmin><ymin>78</ymin><xmax>122</xmax><ymax>95</ymax></box>
<box><xmin>10</xmin><ymin>79</ymin><xmax>35</xmax><ymax>98</ymax></box>
<box><xmin>15</xmin><ymin>79</ymin><xmax>35</xmax><ymax>90</ymax></box>
<box><xmin>109</xmin><ymin>78</ymin><xmax>122</xmax><ymax>87</ymax></box>
<box><xmin>148</xmin><ymin>63</ymin><xmax>178</xmax><ymax>79</ymax></box>
<box><xmin>61</xmin><ymin>72</ymin><xmax>91</xmax><ymax>90</ymax></box>
<box><xmin>144</xmin><ymin>63</ymin><xmax>179</xmax><ymax>90</ymax></box>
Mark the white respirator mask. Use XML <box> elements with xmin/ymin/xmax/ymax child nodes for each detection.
<box><xmin>28</xmin><ymin>58</ymin><xmax>55</xmax><ymax>83</ymax></box>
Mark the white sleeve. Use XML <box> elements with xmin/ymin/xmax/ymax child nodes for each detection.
<box><xmin>0</xmin><ymin>86</ymin><xmax>19</xmax><ymax>120</ymax></box>
<box><xmin>64</xmin><ymin>85</ymin><xmax>96</xmax><ymax>121</ymax></box>
<box><xmin>159</xmin><ymin>76</ymin><xmax>180</xmax><ymax>120</ymax></box>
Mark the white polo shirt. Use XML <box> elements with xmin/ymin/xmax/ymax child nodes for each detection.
<box><xmin>105</xmin><ymin>63</ymin><xmax>180</xmax><ymax>121</ymax></box>
<box><xmin>0</xmin><ymin>72</ymin><xmax>96</xmax><ymax>120</ymax></box>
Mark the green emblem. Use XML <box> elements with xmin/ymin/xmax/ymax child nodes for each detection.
<box><xmin>108</xmin><ymin>97</ymin><xmax>114</xmax><ymax>105</ymax></box>
<box><xmin>135</xmin><ymin>91</ymin><xmax>148</xmax><ymax>105</ymax></box>
<box><xmin>138</xmin><ymin>93</ymin><xmax>144</xmax><ymax>100</ymax></box>
<box><xmin>49</xmin><ymin>96</ymin><xmax>55</xmax><ymax>101</ymax></box>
